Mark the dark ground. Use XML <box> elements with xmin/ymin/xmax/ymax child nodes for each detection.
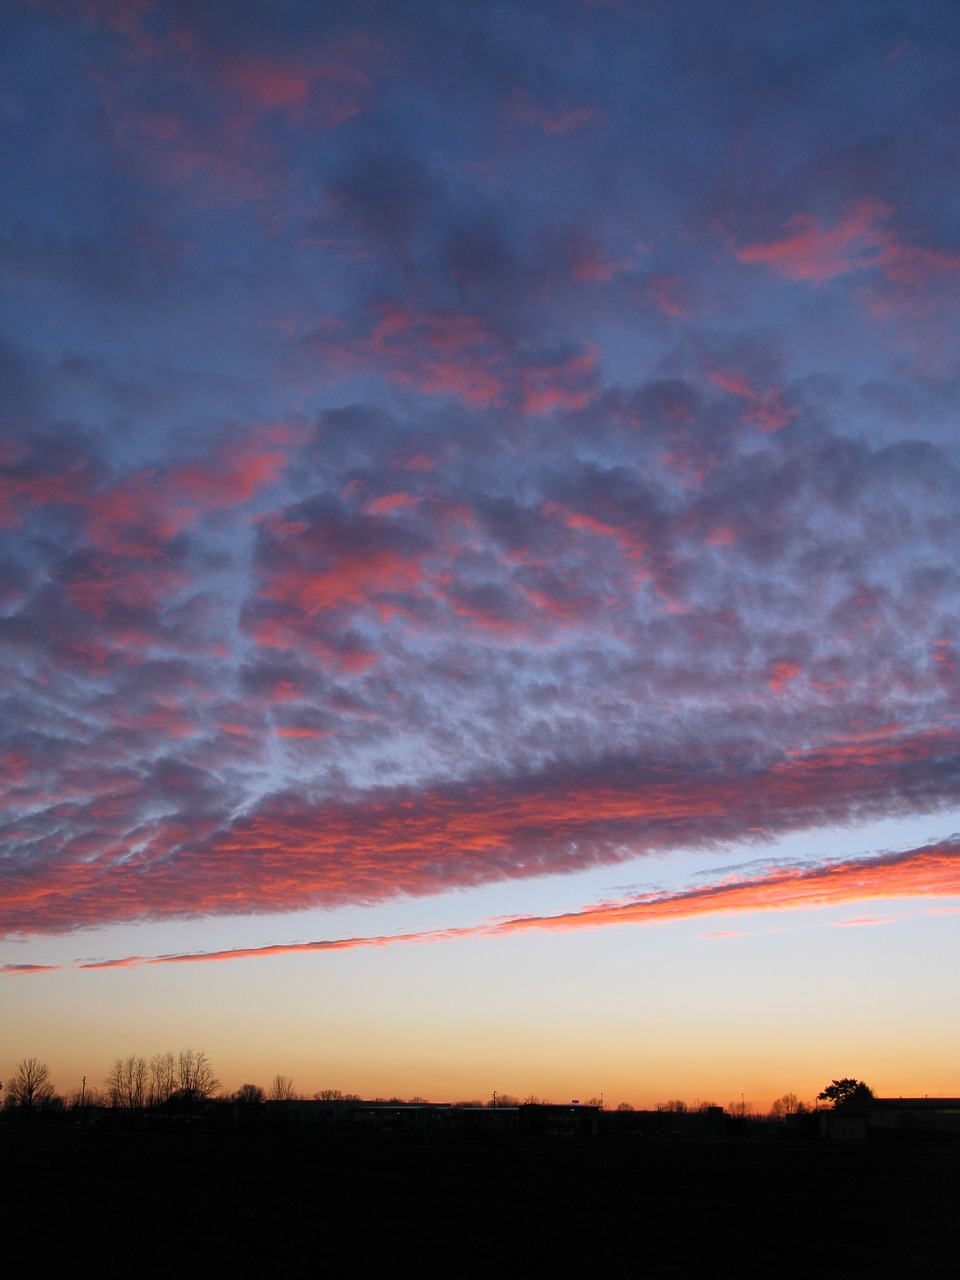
<box><xmin>3</xmin><ymin>1125</ymin><xmax>957</xmax><ymax>1278</ymax></box>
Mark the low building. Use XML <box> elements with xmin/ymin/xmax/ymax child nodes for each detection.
<box><xmin>819</xmin><ymin>1098</ymin><xmax>960</xmax><ymax>1141</ymax></box>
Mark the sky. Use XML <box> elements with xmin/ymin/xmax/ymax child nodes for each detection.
<box><xmin>1</xmin><ymin>0</ymin><xmax>959</xmax><ymax>1110</ymax></box>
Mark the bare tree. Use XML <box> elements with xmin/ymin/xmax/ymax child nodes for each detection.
<box><xmin>150</xmin><ymin>1052</ymin><xmax>176</xmax><ymax>1106</ymax></box>
<box><xmin>770</xmin><ymin>1092</ymin><xmax>804</xmax><ymax>1119</ymax></box>
<box><xmin>173</xmin><ymin>1049</ymin><xmax>220</xmax><ymax>1104</ymax></box>
<box><xmin>106</xmin><ymin>1056</ymin><xmax>148</xmax><ymax>1108</ymax></box>
<box><xmin>8</xmin><ymin>1058</ymin><xmax>56</xmax><ymax>1110</ymax></box>
<box><xmin>106</xmin><ymin>1060</ymin><xmax>123</xmax><ymax>1107</ymax></box>
<box><xmin>270</xmin><ymin>1074</ymin><xmax>297</xmax><ymax>1101</ymax></box>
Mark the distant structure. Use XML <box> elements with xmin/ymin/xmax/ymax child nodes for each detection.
<box><xmin>819</xmin><ymin>1097</ymin><xmax>960</xmax><ymax>1141</ymax></box>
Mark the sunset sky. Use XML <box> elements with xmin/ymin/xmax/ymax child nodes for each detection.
<box><xmin>2</xmin><ymin>0</ymin><xmax>959</xmax><ymax>1110</ymax></box>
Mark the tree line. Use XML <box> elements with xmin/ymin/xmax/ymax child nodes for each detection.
<box><xmin>2</xmin><ymin>1054</ymin><xmax>875</xmax><ymax>1117</ymax></box>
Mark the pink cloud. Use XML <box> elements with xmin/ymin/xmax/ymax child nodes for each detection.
<box><xmin>506</xmin><ymin>89</ymin><xmax>600</xmax><ymax>136</ymax></box>
<box><xmin>542</xmin><ymin>501</ymin><xmax>648</xmax><ymax>564</ymax></box>
<box><xmin>734</xmin><ymin>199</ymin><xmax>889</xmax><ymax>283</ymax></box>
<box><xmin>519</xmin><ymin>345</ymin><xmax>600</xmax><ymax>416</ymax></box>
<box><xmin>649</xmin><ymin>275</ymin><xmax>691</xmax><ymax>318</ymax></box>
<box><xmin>832</xmin><ymin>916</ymin><xmax>894</xmax><ymax>928</ymax></box>
<box><xmin>393</xmin><ymin>452</ymin><xmax>436</xmax><ymax>473</ymax></box>
<box><xmin>5</xmin><ymin>721</ymin><xmax>959</xmax><ymax>941</ymax></box>
<box><xmin>705</xmin><ymin>526</ymin><xmax>736</xmax><ymax>548</ymax></box>
<box><xmin>363</xmin><ymin>303</ymin><xmax>506</xmax><ymax>408</ymax></box>
<box><xmin>259</xmin><ymin>541</ymin><xmax>425</xmax><ymax>621</ymax></box>
<box><xmin>364</xmin><ymin>492</ymin><xmax>422</xmax><ymax>517</ymax></box>
<box><xmin>734</xmin><ymin>201</ymin><xmax>960</xmax><ymax>338</ymax></box>
<box><xmin>706</xmin><ymin>364</ymin><xmax>794</xmax><ymax>433</ymax></box>
<box><xmin>218</xmin><ymin>36</ymin><xmax>384</xmax><ymax>129</ymax></box>
<box><xmin>1</xmin><ymin>962</ymin><xmax>62</xmax><ymax>974</ymax></box>
<box><xmin>769</xmin><ymin>661</ymin><xmax>801</xmax><ymax>693</ymax></box>
<box><xmin>62</xmin><ymin>837</ymin><xmax>960</xmax><ymax>971</ymax></box>
<box><xmin>878</xmin><ymin>241</ymin><xmax>960</xmax><ymax>287</ymax></box>
<box><xmin>566</xmin><ymin>236</ymin><xmax>633</xmax><ymax>284</ymax></box>
<box><xmin>63</xmin><ymin>554</ymin><xmax>190</xmax><ymax>622</ymax></box>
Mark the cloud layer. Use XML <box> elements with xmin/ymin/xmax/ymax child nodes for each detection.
<box><xmin>11</xmin><ymin>837</ymin><xmax>952</xmax><ymax>973</ymax></box>
<box><xmin>2</xmin><ymin>1</ymin><xmax>959</xmax><ymax>942</ymax></box>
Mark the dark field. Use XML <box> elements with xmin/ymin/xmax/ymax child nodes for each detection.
<box><xmin>4</xmin><ymin>1125</ymin><xmax>957</xmax><ymax>1278</ymax></box>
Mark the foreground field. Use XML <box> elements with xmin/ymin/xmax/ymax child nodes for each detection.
<box><xmin>4</xmin><ymin>1125</ymin><xmax>957</xmax><ymax>1277</ymax></box>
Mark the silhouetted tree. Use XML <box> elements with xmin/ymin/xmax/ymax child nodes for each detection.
<box><xmin>817</xmin><ymin>1078</ymin><xmax>873</xmax><ymax>1107</ymax></box>
<box><xmin>770</xmin><ymin>1092</ymin><xmax>804</xmax><ymax>1119</ymax></box>
<box><xmin>7</xmin><ymin>1058</ymin><xmax>55</xmax><ymax>1110</ymax></box>
<box><xmin>234</xmin><ymin>1083</ymin><xmax>266</xmax><ymax>1105</ymax></box>
<box><xmin>150</xmin><ymin>1051</ymin><xmax>177</xmax><ymax>1106</ymax></box>
<box><xmin>156</xmin><ymin>1044</ymin><xmax>225</xmax><ymax>1105</ymax></box>
<box><xmin>169</xmin><ymin>1049</ymin><xmax>220</xmax><ymax>1105</ymax></box>
<box><xmin>270</xmin><ymin>1074</ymin><xmax>297</xmax><ymax>1101</ymax></box>
<box><xmin>616</xmin><ymin>1101</ymin><xmax>635</xmax><ymax>1112</ymax></box>
<box><xmin>106</xmin><ymin>1055</ymin><xmax>148</xmax><ymax>1108</ymax></box>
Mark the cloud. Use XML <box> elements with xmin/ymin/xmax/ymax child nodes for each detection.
<box><xmin>4</xmin><ymin>721</ymin><xmax>960</xmax><ymax>938</ymax></box>
<box><xmin>3</xmin><ymin>372</ymin><xmax>960</xmax><ymax>938</ymax></box>
<box><xmin>734</xmin><ymin>199</ymin><xmax>890</xmax><ymax>284</ymax></box>
<box><xmin>3</xmin><ymin>1</ymin><xmax>960</xmax><ymax>958</ymax></box>
<box><xmin>1</xmin><ymin>962</ymin><xmax>62</xmax><ymax>975</ymax></box>
<box><xmin>60</xmin><ymin>837</ymin><xmax>960</xmax><ymax>971</ymax></box>
<box><xmin>733</xmin><ymin>200</ymin><xmax>960</xmax><ymax>354</ymax></box>
<box><xmin>505</xmin><ymin>88</ymin><xmax>600</xmax><ymax>136</ymax></box>
<box><xmin>705</xmin><ymin>363</ymin><xmax>794</xmax><ymax>434</ymax></box>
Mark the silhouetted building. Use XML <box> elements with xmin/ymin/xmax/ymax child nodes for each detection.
<box><xmin>518</xmin><ymin>1103</ymin><xmax>600</xmax><ymax>1136</ymax></box>
<box><xmin>819</xmin><ymin>1098</ymin><xmax>960</xmax><ymax>1140</ymax></box>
